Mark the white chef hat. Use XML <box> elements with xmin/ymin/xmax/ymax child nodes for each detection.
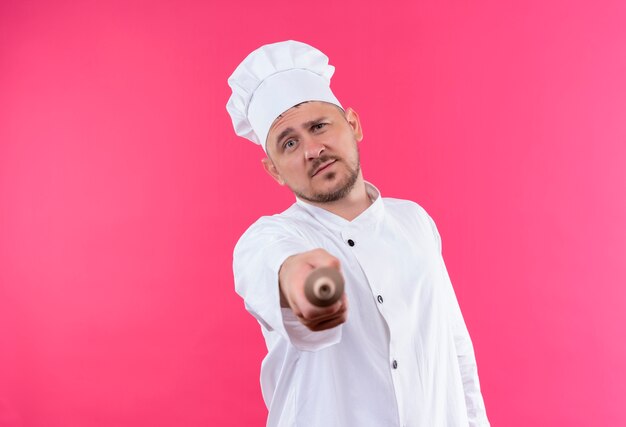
<box><xmin>226</xmin><ymin>40</ymin><xmax>342</xmax><ymax>152</ymax></box>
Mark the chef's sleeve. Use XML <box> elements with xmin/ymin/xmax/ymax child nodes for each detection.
<box><xmin>233</xmin><ymin>217</ymin><xmax>343</xmax><ymax>352</ymax></box>
<box><xmin>427</xmin><ymin>214</ymin><xmax>491</xmax><ymax>427</ymax></box>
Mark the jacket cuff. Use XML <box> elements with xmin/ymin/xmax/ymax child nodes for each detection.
<box><xmin>281</xmin><ymin>308</ymin><xmax>343</xmax><ymax>351</ymax></box>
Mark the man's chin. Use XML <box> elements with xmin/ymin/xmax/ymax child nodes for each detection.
<box><xmin>296</xmin><ymin>175</ymin><xmax>358</xmax><ymax>204</ymax></box>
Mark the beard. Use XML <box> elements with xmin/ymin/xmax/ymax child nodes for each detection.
<box><xmin>292</xmin><ymin>154</ymin><xmax>361</xmax><ymax>203</ymax></box>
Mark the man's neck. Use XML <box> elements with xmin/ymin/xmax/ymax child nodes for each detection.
<box><xmin>305</xmin><ymin>178</ymin><xmax>372</xmax><ymax>221</ymax></box>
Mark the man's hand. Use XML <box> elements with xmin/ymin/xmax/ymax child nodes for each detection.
<box><xmin>279</xmin><ymin>249</ymin><xmax>348</xmax><ymax>332</ymax></box>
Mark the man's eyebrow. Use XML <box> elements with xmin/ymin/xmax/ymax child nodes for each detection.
<box><xmin>303</xmin><ymin>117</ymin><xmax>329</xmax><ymax>128</ymax></box>
<box><xmin>274</xmin><ymin>117</ymin><xmax>331</xmax><ymax>148</ymax></box>
<box><xmin>275</xmin><ymin>127</ymin><xmax>295</xmax><ymax>148</ymax></box>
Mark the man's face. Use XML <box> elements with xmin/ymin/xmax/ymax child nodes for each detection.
<box><xmin>262</xmin><ymin>101</ymin><xmax>364</xmax><ymax>204</ymax></box>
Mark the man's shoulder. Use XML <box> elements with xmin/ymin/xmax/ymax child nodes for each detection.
<box><xmin>233</xmin><ymin>203</ymin><xmax>320</xmax><ymax>259</ymax></box>
<box><xmin>237</xmin><ymin>203</ymin><xmax>313</xmax><ymax>241</ymax></box>
<box><xmin>383</xmin><ymin>196</ymin><xmax>431</xmax><ymax>219</ymax></box>
<box><xmin>250</xmin><ymin>203</ymin><xmax>310</xmax><ymax>227</ymax></box>
<box><xmin>382</xmin><ymin>196</ymin><xmax>441</xmax><ymax>248</ymax></box>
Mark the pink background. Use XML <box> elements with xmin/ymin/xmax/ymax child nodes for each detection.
<box><xmin>1</xmin><ymin>0</ymin><xmax>625</xmax><ymax>426</ymax></box>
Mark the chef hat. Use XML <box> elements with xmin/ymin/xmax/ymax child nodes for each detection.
<box><xmin>226</xmin><ymin>40</ymin><xmax>342</xmax><ymax>152</ymax></box>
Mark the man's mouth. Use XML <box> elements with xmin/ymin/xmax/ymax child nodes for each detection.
<box><xmin>311</xmin><ymin>159</ymin><xmax>337</xmax><ymax>177</ymax></box>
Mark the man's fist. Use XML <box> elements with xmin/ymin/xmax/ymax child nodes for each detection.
<box><xmin>279</xmin><ymin>249</ymin><xmax>348</xmax><ymax>331</ymax></box>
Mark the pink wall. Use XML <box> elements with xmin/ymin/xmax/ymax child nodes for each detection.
<box><xmin>1</xmin><ymin>0</ymin><xmax>625</xmax><ymax>425</ymax></box>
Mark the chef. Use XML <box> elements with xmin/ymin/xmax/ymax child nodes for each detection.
<box><xmin>227</xmin><ymin>40</ymin><xmax>490</xmax><ymax>427</ymax></box>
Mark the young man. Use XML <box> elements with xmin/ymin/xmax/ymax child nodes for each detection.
<box><xmin>227</xmin><ymin>40</ymin><xmax>489</xmax><ymax>427</ymax></box>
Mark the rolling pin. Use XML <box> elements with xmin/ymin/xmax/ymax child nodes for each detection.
<box><xmin>304</xmin><ymin>267</ymin><xmax>345</xmax><ymax>307</ymax></box>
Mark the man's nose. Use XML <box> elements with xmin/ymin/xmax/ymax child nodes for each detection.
<box><xmin>304</xmin><ymin>138</ymin><xmax>325</xmax><ymax>160</ymax></box>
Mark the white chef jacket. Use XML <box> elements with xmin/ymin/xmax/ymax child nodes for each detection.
<box><xmin>233</xmin><ymin>183</ymin><xmax>489</xmax><ymax>427</ymax></box>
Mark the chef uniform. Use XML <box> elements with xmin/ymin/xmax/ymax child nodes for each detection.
<box><xmin>227</xmin><ymin>40</ymin><xmax>490</xmax><ymax>427</ymax></box>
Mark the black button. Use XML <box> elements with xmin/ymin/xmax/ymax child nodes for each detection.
<box><xmin>347</xmin><ymin>239</ymin><xmax>355</xmax><ymax>247</ymax></box>
<box><xmin>392</xmin><ymin>360</ymin><xmax>398</xmax><ymax>369</ymax></box>
<box><xmin>377</xmin><ymin>295</ymin><xmax>384</xmax><ymax>304</ymax></box>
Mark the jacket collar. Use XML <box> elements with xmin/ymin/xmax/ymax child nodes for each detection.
<box><xmin>295</xmin><ymin>182</ymin><xmax>385</xmax><ymax>232</ymax></box>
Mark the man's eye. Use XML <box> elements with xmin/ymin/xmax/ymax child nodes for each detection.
<box><xmin>312</xmin><ymin>123</ymin><xmax>327</xmax><ymax>131</ymax></box>
<box><xmin>284</xmin><ymin>139</ymin><xmax>296</xmax><ymax>150</ymax></box>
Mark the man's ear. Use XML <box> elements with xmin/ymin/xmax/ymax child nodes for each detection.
<box><xmin>344</xmin><ymin>108</ymin><xmax>363</xmax><ymax>142</ymax></box>
<box><xmin>262</xmin><ymin>157</ymin><xmax>285</xmax><ymax>185</ymax></box>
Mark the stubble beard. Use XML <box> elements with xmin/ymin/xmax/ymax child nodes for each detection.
<box><xmin>293</xmin><ymin>155</ymin><xmax>361</xmax><ymax>204</ymax></box>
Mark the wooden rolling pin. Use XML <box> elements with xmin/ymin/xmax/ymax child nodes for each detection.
<box><xmin>304</xmin><ymin>267</ymin><xmax>345</xmax><ymax>307</ymax></box>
